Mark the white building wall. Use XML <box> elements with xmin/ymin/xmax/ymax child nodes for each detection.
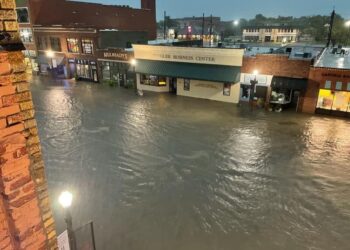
<box><xmin>177</xmin><ymin>78</ymin><xmax>240</xmax><ymax>103</ymax></box>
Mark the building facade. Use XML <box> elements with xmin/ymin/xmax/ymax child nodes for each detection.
<box><xmin>133</xmin><ymin>45</ymin><xmax>244</xmax><ymax>103</ymax></box>
<box><xmin>242</xmin><ymin>26</ymin><xmax>300</xmax><ymax>43</ymax></box>
<box><xmin>241</xmin><ymin>54</ymin><xmax>312</xmax><ymax>111</ymax></box>
<box><xmin>16</xmin><ymin>0</ymin><xmax>156</xmax><ymax>81</ymax></box>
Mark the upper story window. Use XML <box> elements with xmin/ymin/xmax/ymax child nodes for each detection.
<box><xmin>325</xmin><ymin>80</ymin><xmax>332</xmax><ymax>89</ymax></box>
<box><xmin>36</xmin><ymin>36</ymin><xmax>48</xmax><ymax>50</ymax></box>
<box><xmin>50</xmin><ymin>37</ymin><xmax>61</xmax><ymax>52</ymax></box>
<box><xmin>67</xmin><ymin>38</ymin><xmax>79</xmax><ymax>53</ymax></box>
<box><xmin>16</xmin><ymin>7</ymin><xmax>30</xmax><ymax>23</ymax></box>
<box><xmin>81</xmin><ymin>39</ymin><xmax>93</xmax><ymax>54</ymax></box>
<box><xmin>19</xmin><ymin>28</ymin><xmax>33</xmax><ymax>43</ymax></box>
<box><xmin>335</xmin><ymin>82</ymin><xmax>343</xmax><ymax>90</ymax></box>
<box><xmin>347</xmin><ymin>83</ymin><xmax>350</xmax><ymax>91</ymax></box>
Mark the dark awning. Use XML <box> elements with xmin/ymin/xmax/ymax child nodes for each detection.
<box><xmin>271</xmin><ymin>76</ymin><xmax>308</xmax><ymax>90</ymax></box>
<box><xmin>135</xmin><ymin>59</ymin><xmax>241</xmax><ymax>83</ymax></box>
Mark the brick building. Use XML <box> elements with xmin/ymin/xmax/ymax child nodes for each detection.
<box><xmin>240</xmin><ymin>53</ymin><xmax>312</xmax><ymax>111</ymax></box>
<box><xmin>242</xmin><ymin>26</ymin><xmax>300</xmax><ymax>43</ymax></box>
<box><xmin>1</xmin><ymin>0</ymin><xmax>56</xmax><ymax>249</ymax></box>
<box><xmin>300</xmin><ymin>47</ymin><xmax>350</xmax><ymax>117</ymax></box>
<box><xmin>16</xmin><ymin>0</ymin><xmax>156</xmax><ymax>82</ymax></box>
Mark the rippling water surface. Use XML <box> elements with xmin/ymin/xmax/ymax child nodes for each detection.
<box><xmin>30</xmin><ymin>77</ymin><xmax>350</xmax><ymax>250</ymax></box>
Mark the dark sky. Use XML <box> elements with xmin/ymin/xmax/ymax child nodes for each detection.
<box><xmin>78</xmin><ymin>0</ymin><xmax>350</xmax><ymax>20</ymax></box>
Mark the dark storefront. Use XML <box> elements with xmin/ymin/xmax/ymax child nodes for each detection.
<box><xmin>97</xmin><ymin>49</ymin><xmax>134</xmax><ymax>87</ymax></box>
<box><xmin>67</xmin><ymin>58</ymin><xmax>98</xmax><ymax>82</ymax></box>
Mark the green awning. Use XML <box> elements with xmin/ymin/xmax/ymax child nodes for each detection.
<box><xmin>135</xmin><ymin>60</ymin><xmax>241</xmax><ymax>83</ymax></box>
<box><xmin>271</xmin><ymin>76</ymin><xmax>308</xmax><ymax>90</ymax></box>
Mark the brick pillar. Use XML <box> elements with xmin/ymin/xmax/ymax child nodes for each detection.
<box><xmin>0</xmin><ymin>0</ymin><xmax>57</xmax><ymax>249</ymax></box>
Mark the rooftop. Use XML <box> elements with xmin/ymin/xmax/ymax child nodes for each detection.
<box><xmin>315</xmin><ymin>47</ymin><xmax>350</xmax><ymax>69</ymax></box>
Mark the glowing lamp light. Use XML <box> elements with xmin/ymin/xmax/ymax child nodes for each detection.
<box><xmin>253</xmin><ymin>70</ymin><xmax>259</xmax><ymax>76</ymax></box>
<box><xmin>345</xmin><ymin>20</ymin><xmax>350</xmax><ymax>28</ymax></box>
<box><xmin>58</xmin><ymin>191</ymin><xmax>73</xmax><ymax>208</ymax></box>
<box><xmin>22</xmin><ymin>30</ymin><xmax>30</xmax><ymax>38</ymax></box>
<box><xmin>130</xmin><ymin>59</ymin><xmax>137</xmax><ymax>66</ymax></box>
<box><xmin>46</xmin><ymin>50</ymin><xmax>55</xmax><ymax>58</ymax></box>
<box><xmin>233</xmin><ymin>20</ymin><xmax>239</xmax><ymax>26</ymax></box>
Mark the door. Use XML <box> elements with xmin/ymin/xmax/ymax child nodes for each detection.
<box><xmin>169</xmin><ymin>78</ymin><xmax>177</xmax><ymax>94</ymax></box>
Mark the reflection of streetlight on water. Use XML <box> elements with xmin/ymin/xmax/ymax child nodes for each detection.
<box><xmin>59</xmin><ymin>191</ymin><xmax>76</xmax><ymax>250</ymax></box>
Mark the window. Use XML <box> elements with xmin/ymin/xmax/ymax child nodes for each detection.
<box><xmin>223</xmin><ymin>83</ymin><xmax>231</xmax><ymax>96</ymax></box>
<box><xmin>81</xmin><ymin>39</ymin><xmax>93</xmax><ymax>54</ymax></box>
<box><xmin>335</xmin><ymin>82</ymin><xmax>343</xmax><ymax>90</ymax></box>
<box><xmin>19</xmin><ymin>28</ymin><xmax>33</xmax><ymax>43</ymax></box>
<box><xmin>67</xmin><ymin>38</ymin><xmax>79</xmax><ymax>53</ymax></box>
<box><xmin>317</xmin><ymin>89</ymin><xmax>334</xmax><ymax>110</ymax></box>
<box><xmin>347</xmin><ymin>83</ymin><xmax>350</xmax><ymax>91</ymax></box>
<box><xmin>36</xmin><ymin>36</ymin><xmax>48</xmax><ymax>50</ymax></box>
<box><xmin>184</xmin><ymin>79</ymin><xmax>190</xmax><ymax>91</ymax></box>
<box><xmin>16</xmin><ymin>8</ymin><xmax>29</xmax><ymax>23</ymax></box>
<box><xmin>50</xmin><ymin>37</ymin><xmax>61</xmax><ymax>51</ymax></box>
<box><xmin>140</xmin><ymin>75</ymin><xmax>167</xmax><ymax>86</ymax></box>
<box><xmin>101</xmin><ymin>62</ymin><xmax>111</xmax><ymax>80</ymax></box>
<box><xmin>325</xmin><ymin>80</ymin><xmax>332</xmax><ymax>89</ymax></box>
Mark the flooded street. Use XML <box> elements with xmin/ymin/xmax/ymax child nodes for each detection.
<box><xmin>30</xmin><ymin>76</ymin><xmax>350</xmax><ymax>250</ymax></box>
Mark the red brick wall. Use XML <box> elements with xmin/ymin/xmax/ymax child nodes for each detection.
<box><xmin>1</xmin><ymin>0</ymin><xmax>57</xmax><ymax>249</ymax></box>
<box><xmin>242</xmin><ymin>54</ymin><xmax>311</xmax><ymax>78</ymax></box>
<box><xmin>300</xmin><ymin>67</ymin><xmax>350</xmax><ymax>113</ymax></box>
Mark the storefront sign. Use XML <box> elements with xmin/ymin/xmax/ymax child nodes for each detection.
<box><xmin>98</xmin><ymin>49</ymin><xmax>131</xmax><ymax>62</ymax></box>
<box><xmin>133</xmin><ymin>45</ymin><xmax>244</xmax><ymax>67</ymax></box>
<box><xmin>244</xmin><ymin>74</ymin><xmax>268</xmax><ymax>85</ymax></box>
<box><xmin>195</xmin><ymin>83</ymin><xmax>220</xmax><ymax>89</ymax></box>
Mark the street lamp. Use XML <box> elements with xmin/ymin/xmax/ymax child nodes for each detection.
<box><xmin>345</xmin><ymin>20</ymin><xmax>350</xmax><ymax>28</ymax></box>
<box><xmin>249</xmin><ymin>70</ymin><xmax>259</xmax><ymax>111</ymax></box>
<box><xmin>130</xmin><ymin>59</ymin><xmax>138</xmax><ymax>92</ymax></box>
<box><xmin>59</xmin><ymin>191</ymin><xmax>76</xmax><ymax>250</ymax></box>
<box><xmin>46</xmin><ymin>50</ymin><xmax>55</xmax><ymax>69</ymax></box>
<box><xmin>233</xmin><ymin>20</ymin><xmax>239</xmax><ymax>26</ymax></box>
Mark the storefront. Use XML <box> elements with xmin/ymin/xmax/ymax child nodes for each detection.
<box><xmin>239</xmin><ymin>73</ymin><xmax>273</xmax><ymax>105</ymax></box>
<box><xmin>74</xmin><ymin>59</ymin><xmax>98</xmax><ymax>82</ymax></box>
<box><xmin>315</xmin><ymin>80</ymin><xmax>350</xmax><ymax>117</ymax></box>
<box><xmin>133</xmin><ymin>45</ymin><xmax>244</xmax><ymax>103</ymax></box>
<box><xmin>97</xmin><ymin>49</ymin><xmax>134</xmax><ymax>87</ymax></box>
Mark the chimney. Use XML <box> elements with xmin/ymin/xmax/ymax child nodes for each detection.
<box><xmin>141</xmin><ymin>0</ymin><xmax>155</xmax><ymax>12</ymax></box>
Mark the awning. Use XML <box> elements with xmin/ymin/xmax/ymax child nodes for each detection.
<box><xmin>135</xmin><ymin>59</ymin><xmax>241</xmax><ymax>83</ymax></box>
<box><xmin>271</xmin><ymin>76</ymin><xmax>308</xmax><ymax>90</ymax></box>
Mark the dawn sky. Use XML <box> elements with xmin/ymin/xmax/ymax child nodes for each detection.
<box><xmin>78</xmin><ymin>0</ymin><xmax>350</xmax><ymax>20</ymax></box>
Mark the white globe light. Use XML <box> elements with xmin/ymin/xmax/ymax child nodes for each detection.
<box><xmin>46</xmin><ymin>50</ymin><xmax>54</xmax><ymax>58</ymax></box>
<box><xmin>130</xmin><ymin>59</ymin><xmax>137</xmax><ymax>66</ymax></box>
<box><xmin>59</xmin><ymin>191</ymin><xmax>73</xmax><ymax>208</ymax></box>
<box><xmin>233</xmin><ymin>20</ymin><xmax>239</xmax><ymax>26</ymax></box>
<box><xmin>253</xmin><ymin>70</ymin><xmax>259</xmax><ymax>75</ymax></box>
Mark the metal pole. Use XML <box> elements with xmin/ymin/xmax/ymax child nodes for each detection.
<box><xmin>326</xmin><ymin>10</ymin><xmax>335</xmax><ymax>47</ymax></box>
<box><xmin>202</xmin><ymin>13</ymin><xmax>205</xmax><ymax>47</ymax></box>
<box><xmin>65</xmin><ymin>209</ymin><xmax>76</xmax><ymax>250</ymax></box>
<box><xmin>164</xmin><ymin>11</ymin><xmax>167</xmax><ymax>40</ymax></box>
<box><xmin>209</xmin><ymin>15</ymin><xmax>213</xmax><ymax>47</ymax></box>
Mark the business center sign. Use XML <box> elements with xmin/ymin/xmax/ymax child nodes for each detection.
<box><xmin>133</xmin><ymin>45</ymin><xmax>244</xmax><ymax>67</ymax></box>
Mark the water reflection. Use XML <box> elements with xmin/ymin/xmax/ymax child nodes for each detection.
<box><xmin>30</xmin><ymin>77</ymin><xmax>350</xmax><ymax>250</ymax></box>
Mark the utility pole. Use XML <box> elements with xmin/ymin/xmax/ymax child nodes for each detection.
<box><xmin>326</xmin><ymin>9</ymin><xmax>335</xmax><ymax>47</ymax></box>
<box><xmin>209</xmin><ymin>15</ymin><xmax>213</xmax><ymax>47</ymax></box>
<box><xmin>164</xmin><ymin>11</ymin><xmax>167</xmax><ymax>40</ymax></box>
<box><xmin>202</xmin><ymin>13</ymin><xmax>205</xmax><ymax>47</ymax></box>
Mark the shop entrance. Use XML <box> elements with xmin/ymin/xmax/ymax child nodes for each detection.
<box><xmin>169</xmin><ymin>78</ymin><xmax>177</xmax><ymax>94</ymax></box>
<box><xmin>316</xmin><ymin>89</ymin><xmax>350</xmax><ymax>117</ymax></box>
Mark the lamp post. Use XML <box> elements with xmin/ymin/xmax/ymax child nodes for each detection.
<box><xmin>59</xmin><ymin>191</ymin><xmax>76</xmax><ymax>250</ymax></box>
<box><xmin>249</xmin><ymin>70</ymin><xmax>259</xmax><ymax>111</ymax></box>
<box><xmin>46</xmin><ymin>50</ymin><xmax>54</xmax><ymax>68</ymax></box>
<box><xmin>130</xmin><ymin>59</ymin><xmax>137</xmax><ymax>92</ymax></box>
<box><xmin>345</xmin><ymin>20</ymin><xmax>350</xmax><ymax>31</ymax></box>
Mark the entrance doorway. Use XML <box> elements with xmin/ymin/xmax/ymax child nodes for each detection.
<box><xmin>169</xmin><ymin>78</ymin><xmax>177</xmax><ymax>94</ymax></box>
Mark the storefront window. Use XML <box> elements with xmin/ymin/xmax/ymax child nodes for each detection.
<box><xmin>332</xmin><ymin>91</ymin><xmax>350</xmax><ymax>112</ymax></box>
<box><xmin>76</xmin><ymin>63</ymin><xmax>91</xmax><ymax>79</ymax></box>
<box><xmin>325</xmin><ymin>80</ymin><xmax>332</xmax><ymax>89</ymax></box>
<box><xmin>82</xmin><ymin>39</ymin><xmax>93</xmax><ymax>54</ymax></box>
<box><xmin>36</xmin><ymin>36</ymin><xmax>48</xmax><ymax>50</ymax></box>
<box><xmin>184</xmin><ymin>79</ymin><xmax>190</xmax><ymax>91</ymax></box>
<box><xmin>223</xmin><ymin>83</ymin><xmax>231</xmax><ymax>96</ymax></box>
<box><xmin>50</xmin><ymin>37</ymin><xmax>61</xmax><ymax>52</ymax></box>
<box><xmin>141</xmin><ymin>75</ymin><xmax>167</xmax><ymax>86</ymax></box>
<box><xmin>19</xmin><ymin>28</ymin><xmax>33</xmax><ymax>43</ymax></box>
<box><xmin>102</xmin><ymin>62</ymin><xmax>111</xmax><ymax>80</ymax></box>
<box><xmin>67</xmin><ymin>38</ymin><xmax>79</xmax><ymax>53</ymax></box>
<box><xmin>16</xmin><ymin>8</ymin><xmax>29</xmax><ymax>23</ymax></box>
<box><xmin>317</xmin><ymin>89</ymin><xmax>334</xmax><ymax>110</ymax></box>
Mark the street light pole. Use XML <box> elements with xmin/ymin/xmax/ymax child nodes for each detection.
<box><xmin>250</xmin><ymin>70</ymin><xmax>259</xmax><ymax>111</ymax></box>
<box><xmin>130</xmin><ymin>59</ymin><xmax>137</xmax><ymax>93</ymax></box>
<box><xmin>59</xmin><ymin>191</ymin><xmax>76</xmax><ymax>250</ymax></box>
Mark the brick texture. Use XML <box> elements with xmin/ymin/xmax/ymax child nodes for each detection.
<box><xmin>242</xmin><ymin>54</ymin><xmax>312</xmax><ymax>79</ymax></box>
<box><xmin>0</xmin><ymin>2</ymin><xmax>57</xmax><ymax>249</ymax></box>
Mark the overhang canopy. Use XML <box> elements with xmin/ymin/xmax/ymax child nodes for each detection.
<box><xmin>271</xmin><ymin>76</ymin><xmax>308</xmax><ymax>90</ymax></box>
<box><xmin>135</xmin><ymin>60</ymin><xmax>241</xmax><ymax>83</ymax></box>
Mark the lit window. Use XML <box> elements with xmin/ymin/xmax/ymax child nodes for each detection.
<box><xmin>81</xmin><ymin>39</ymin><xmax>94</xmax><ymax>54</ymax></box>
<box><xmin>67</xmin><ymin>38</ymin><xmax>79</xmax><ymax>53</ymax></box>
<box><xmin>335</xmin><ymin>82</ymin><xmax>342</xmax><ymax>90</ymax></box>
<box><xmin>19</xmin><ymin>28</ymin><xmax>33</xmax><ymax>43</ymax></box>
<box><xmin>325</xmin><ymin>80</ymin><xmax>332</xmax><ymax>89</ymax></box>
<box><xmin>347</xmin><ymin>82</ymin><xmax>350</xmax><ymax>91</ymax></box>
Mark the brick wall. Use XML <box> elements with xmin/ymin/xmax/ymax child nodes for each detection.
<box><xmin>1</xmin><ymin>0</ymin><xmax>57</xmax><ymax>249</ymax></box>
<box><xmin>242</xmin><ymin>54</ymin><xmax>311</xmax><ymax>79</ymax></box>
<box><xmin>300</xmin><ymin>67</ymin><xmax>350</xmax><ymax>113</ymax></box>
